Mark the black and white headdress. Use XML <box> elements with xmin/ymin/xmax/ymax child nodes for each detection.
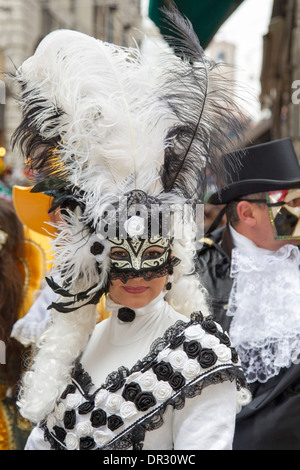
<box><xmin>13</xmin><ymin>7</ymin><xmax>243</xmax><ymax>314</ymax></box>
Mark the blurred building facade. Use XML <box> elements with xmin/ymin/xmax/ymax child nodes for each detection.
<box><xmin>260</xmin><ymin>0</ymin><xmax>300</xmax><ymax>161</ymax></box>
<box><xmin>206</xmin><ymin>39</ymin><xmax>236</xmax><ymax>84</ymax></box>
<box><xmin>0</xmin><ymin>0</ymin><xmax>143</xmax><ymax>171</ymax></box>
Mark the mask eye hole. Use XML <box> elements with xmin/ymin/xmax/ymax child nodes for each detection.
<box><xmin>110</xmin><ymin>248</ymin><xmax>130</xmax><ymax>260</ymax></box>
<box><xmin>142</xmin><ymin>246</ymin><xmax>166</xmax><ymax>260</ymax></box>
<box><xmin>286</xmin><ymin>197</ymin><xmax>300</xmax><ymax>208</ymax></box>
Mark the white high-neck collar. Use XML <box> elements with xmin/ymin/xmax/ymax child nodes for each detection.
<box><xmin>105</xmin><ymin>291</ymin><xmax>166</xmax><ymax>318</ymax></box>
<box><xmin>81</xmin><ymin>291</ymin><xmax>187</xmax><ymax>386</ymax></box>
<box><xmin>229</xmin><ymin>224</ymin><xmax>275</xmax><ymax>255</ymax></box>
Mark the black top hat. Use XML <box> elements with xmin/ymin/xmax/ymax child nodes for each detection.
<box><xmin>208</xmin><ymin>138</ymin><xmax>300</xmax><ymax>204</ymax></box>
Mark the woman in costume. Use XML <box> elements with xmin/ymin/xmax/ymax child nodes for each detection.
<box><xmin>0</xmin><ymin>199</ymin><xmax>35</xmax><ymax>450</ymax></box>
<box><xmin>12</xmin><ymin>7</ymin><xmax>249</xmax><ymax>450</ymax></box>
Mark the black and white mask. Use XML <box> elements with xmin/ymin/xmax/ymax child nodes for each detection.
<box><xmin>267</xmin><ymin>189</ymin><xmax>300</xmax><ymax>239</ymax></box>
<box><xmin>108</xmin><ymin>216</ymin><xmax>180</xmax><ymax>282</ymax></box>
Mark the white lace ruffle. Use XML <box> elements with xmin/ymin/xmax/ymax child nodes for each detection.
<box><xmin>11</xmin><ymin>283</ymin><xmax>56</xmax><ymax>346</ymax></box>
<box><xmin>227</xmin><ymin>244</ymin><xmax>300</xmax><ymax>383</ymax></box>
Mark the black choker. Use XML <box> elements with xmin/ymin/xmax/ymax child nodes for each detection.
<box><xmin>117</xmin><ymin>307</ymin><xmax>136</xmax><ymax>322</ymax></box>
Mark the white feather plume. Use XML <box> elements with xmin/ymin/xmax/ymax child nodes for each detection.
<box><xmin>16</xmin><ymin>30</ymin><xmax>173</xmax><ymax>205</ymax></box>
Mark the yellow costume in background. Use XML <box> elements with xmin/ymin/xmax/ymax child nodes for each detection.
<box><xmin>0</xmin><ymin>385</ymin><xmax>32</xmax><ymax>451</ymax></box>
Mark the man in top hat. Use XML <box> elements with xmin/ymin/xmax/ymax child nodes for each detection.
<box><xmin>196</xmin><ymin>137</ymin><xmax>300</xmax><ymax>450</ymax></box>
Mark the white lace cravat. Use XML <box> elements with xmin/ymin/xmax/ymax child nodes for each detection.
<box><xmin>227</xmin><ymin>227</ymin><xmax>300</xmax><ymax>383</ymax></box>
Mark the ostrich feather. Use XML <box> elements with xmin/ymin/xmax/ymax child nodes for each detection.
<box><xmin>157</xmin><ymin>4</ymin><xmax>245</xmax><ymax>201</ymax></box>
<box><xmin>12</xmin><ymin>11</ymin><xmax>245</xmax><ymax>209</ymax></box>
<box><xmin>13</xmin><ymin>30</ymin><xmax>170</xmax><ymax>195</ymax></box>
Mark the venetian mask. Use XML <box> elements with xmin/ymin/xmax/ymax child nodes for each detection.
<box><xmin>108</xmin><ymin>216</ymin><xmax>180</xmax><ymax>282</ymax></box>
<box><xmin>266</xmin><ymin>189</ymin><xmax>300</xmax><ymax>239</ymax></box>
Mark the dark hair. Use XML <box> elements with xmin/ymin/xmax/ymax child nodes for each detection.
<box><xmin>225</xmin><ymin>192</ymin><xmax>267</xmax><ymax>227</ymax></box>
<box><xmin>0</xmin><ymin>199</ymin><xmax>25</xmax><ymax>387</ymax></box>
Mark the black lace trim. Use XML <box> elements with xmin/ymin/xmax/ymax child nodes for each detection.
<box><xmin>41</xmin><ymin>312</ymin><xmax>247</xmax><ymax>450</ymax></box>
<box><xmin>108</xmin><ymin>256</ymin><xmax>180</xmax><ymax>283</ymax></box>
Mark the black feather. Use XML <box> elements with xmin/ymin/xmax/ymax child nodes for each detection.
<box><xmin>159</xmin><ymin>3</ymin><xmax>245</xmax><ymax>201</ymax></box>
<box><xmin>47</xmin><ymin>289</ymin><xmax>104</xmax><ymax>313</ymax></box>
<box><xmin>30</xmin><ymin>177</ymin><xmax>69</xmax><ymax>193</ymax></box>
<box><xmin>11</xmin><ymin>81</ymin><xmax>67</xmax><ymax>181</ymax></box>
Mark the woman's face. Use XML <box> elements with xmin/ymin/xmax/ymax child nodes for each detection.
<box><xmin>109</xmin><ymin>246</ymin><xmax>168</xmax><ymax>309</ymax></box>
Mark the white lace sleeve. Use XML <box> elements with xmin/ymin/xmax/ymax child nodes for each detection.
<box><xmin>11</xmin><ymin>283</ymin><xmax>57</xmax><ymax>346</ymax></box>
<box><xmin>227</xmin><ymin>244</ymin><xmax>300</xmax><ymax>383</ymax></box>
<box><xmin>173</xmin><ymin>381</ymin><xmax>237</xmax><ymax>450</ymax></box>
<box><xmin>25</xmin><ymin>425</ymin><xmax>52</xmax><ymax>450</ymax></box>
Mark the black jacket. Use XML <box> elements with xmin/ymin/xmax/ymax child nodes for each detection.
<box><xmin>195</xmin><ymin>226</ymin><xmax>234</xmax><ymax>332</ymax></box>
<box><xmin>196</xmin><ymin>226</ymin><xmax>300</xmax><ymax>450</ymax></box>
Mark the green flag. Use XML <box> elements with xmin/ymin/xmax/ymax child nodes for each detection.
<box><xmin>148</xmin><ymin>0</ymin><xmax>244</xmax><ymax>48</ymax></box>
